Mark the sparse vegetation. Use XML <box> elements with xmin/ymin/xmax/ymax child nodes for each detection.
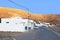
<box><xmin>0</xmin><ymin>7</ymin><xmax>60</xmax><ymax>25</ymax></box>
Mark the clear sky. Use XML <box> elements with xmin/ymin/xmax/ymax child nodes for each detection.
<box><xmin>0</xmin><ymin>0</ymin><xmax>60</xmax><ymax>14</ymax></box>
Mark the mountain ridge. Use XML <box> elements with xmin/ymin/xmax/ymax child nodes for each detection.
<box><xmin>0</xmin><ymin>7</ymin><xmax>60</xmax><ymax>25</ymax></box>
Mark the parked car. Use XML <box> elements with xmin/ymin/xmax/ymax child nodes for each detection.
<box><xmin>34</xmin><ymin>22</ymin><xmax>44</xmax><ymax>29</ymax></box>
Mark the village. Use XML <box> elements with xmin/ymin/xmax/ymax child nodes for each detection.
<box><xmin>0</xmin><ymin>15</ymin><xmax>55</xmax><ymax>32</ymax></box>
<box><xmin>0</xmin><ymin>0</ymin><xmax>60</xmax><ymax>40</ymax></box>
<box><xmin>0</xmin><ymin>15</ymin><xmax>58</xmax><ymax>40</ymax></box>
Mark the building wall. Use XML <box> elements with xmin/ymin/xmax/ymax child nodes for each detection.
<box><xmin>28</xmin><ymin>20</ymin><xmax>34</xmax><ymax>30</ymax></box>
<box><xmin>20</xmin><ymin>19</ymin><xmax>34</xmax><ymax>30</ymax></box>
<box><xmin>0</xmin><ymin>17</ymin><xmax>34</xmax><ymax>32</ymax></box>
<box><xmin>0</xmin><ymin>17</ymin><xmax>25</xmax><ymax>32</ymax></box>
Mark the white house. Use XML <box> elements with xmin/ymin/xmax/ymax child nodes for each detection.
<box><xmin>34</xmin><ymin>21</ymin><xmax>44</xmax><ymax>29</ymax></box>
<box><xmin>0</xmin><ymin>16</ymin><xmax>34</xmax><ymax>32</ymax></box>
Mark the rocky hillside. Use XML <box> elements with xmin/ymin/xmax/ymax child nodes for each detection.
<box><xmin>0</xmin><ymin>7</ymin><xmax>30</xmax><ymax>18</ymax></box>
<box><xmin>31</xmin><ymin>14</ymin><xmax>60</xmax><ymax>25</ymax></box>
<box><xmin>0</xmin><ymin>7</ymin><xmax>60</xmax><ymax>25</ymax></box>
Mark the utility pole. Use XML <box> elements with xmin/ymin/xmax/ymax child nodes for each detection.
<box><xmin>8</xmin><ymin>0</ymin><xmax>31</xmax><ymax>30</ymax></box>
<box><xmin>8</xmin><ymin>0</ymin><xmax>30</xmax><ymax>19</ymax></box>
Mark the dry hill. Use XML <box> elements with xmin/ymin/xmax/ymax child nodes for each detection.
<box><xmin>0</xmin><ymin>7</ymin><xmax>60</xmax><ymax>25</ymax></box>
<box><xmin>0</xmin><ymin>7</ymin><xmax>30</xmax><ymax>18</ymax></box>
<box><xmin>31</xmin><ymin>14</ymin><xmax>60</xmax><ymax>25</ymax></box>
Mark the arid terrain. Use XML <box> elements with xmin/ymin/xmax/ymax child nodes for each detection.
<box><xmin>0</xmin><ymin>7</ymin><xmax>60</xmax><ymax>25</ymax></box>
<box><xmin>0</xmin><ymin>7</ymin><xmax>60</xmax><ymax>39</ymax></box>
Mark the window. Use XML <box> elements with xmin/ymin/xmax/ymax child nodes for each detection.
<box><xmin>36</xmin><ymin>22</ymin><xmax>40</xmax><ymax>24</ymax></box>
<box><xmin>6</xmin><ymin>22</ymin><xmax>9</xmax><ymax>23</ymax></box>
<box><xmin>0</xmin><ymin>18</ymin><xmax>1</xmax><ymax>23</ymax></box>
<box><xmin>28</xmin><ymin>27</ymin><xmax>31</xmax><ymax>30</ymax></box>
<box><xmin>25</xmin><ymin>26</ymin><xmax>27</xmax><ymax>30</ymax></box>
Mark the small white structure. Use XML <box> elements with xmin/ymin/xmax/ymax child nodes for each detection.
<box><xmin>0</xmin><ymin>16</ymin><xmax>34</xmax><ymax>32</ymax></box>
<box><xmin>43</xmin><ymin>23</ymin><xmax>50</xmax><ymax>27</ymax></box>
<box><xmin>34</xmin><ymin>22</ymin><xmax>44</xmax><ymax>29</ymax></box>
<box><xmin>43</xmin><ymin>23</ymin><xmax>54</xmax><ymax>27</ymax></box>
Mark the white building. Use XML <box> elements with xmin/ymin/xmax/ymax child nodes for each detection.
<box><xmin>0</xmin><ymin>16</ymin><xmax>34</xmax><ymax>32</ymax></box>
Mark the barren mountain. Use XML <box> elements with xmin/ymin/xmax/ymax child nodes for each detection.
<box><xmin>0</xmin><ymin>7</ymin><xmax>60</xmax><ymax>25</ymax></box>
<box><xmin>0</xmin><ymin>7</ymin><xmax>30</xmax><ymax>18</ymax></box>
<box><xmin>31</xmin><ymin>14</ymin><xmax>60</xmax><ymax>25</ymax></box>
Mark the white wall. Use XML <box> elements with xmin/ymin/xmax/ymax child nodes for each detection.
<box><xmin>0</xmin><ymin>23</ymin><xmax>25</xmax><ymax>32</ymax></box>
<box><xmin>28</xmin><ymin>20</ymin><xmax>34</xmax><ymax>30</ymax></box>
<box><xmin>20</xmin><ymin>19</ymin><xmax>34</xmax><ymax>30</ymax></box>
<box><xmin>0</xmin><ymin>17</ymin><xmax>26</xmax><ymax>32</ymax></box>
<box><xmin>0</xmin><ymin>17</ymin><xmax>34</xmax><ymax>32</ymax></box>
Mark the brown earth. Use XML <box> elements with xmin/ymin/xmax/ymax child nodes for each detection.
<box><xmin>0</xmin><ymin>7</ymin><xmax>60</xmax><ymax>25</ymax></box>
<box><xmin>31</xmin><ymin>14</ymin><xmax>60</xmax><ymax>25</ymax></box>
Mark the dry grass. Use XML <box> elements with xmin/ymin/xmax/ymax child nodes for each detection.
<box><xmin>0</xmin><ymin>7</ymin><xmax>60</xmax><ymax>25</ymax></box>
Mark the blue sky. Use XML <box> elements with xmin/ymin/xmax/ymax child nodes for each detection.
<box><xmin>0</xmin><ymin>0</ymin><xmax>60</xmax><ymax>14</ymax></box>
